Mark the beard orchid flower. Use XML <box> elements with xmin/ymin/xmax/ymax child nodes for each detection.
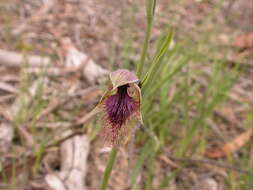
<box><xmin>96</xmin><ymin>69</ymin><xmax>142</xmax><ymax>145</ymax></box>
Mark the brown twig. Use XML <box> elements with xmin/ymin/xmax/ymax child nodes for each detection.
<box><xmin>167</xmin><ymin>154</ymin><xmax>252</xmax><ymax>175</ymax></box>
<box><xmin>46</xmin><ymin>129</ymin><xmax>84</xmax><ymax>149</ymax></box>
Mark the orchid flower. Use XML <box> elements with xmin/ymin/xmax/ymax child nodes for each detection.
<box><xmin>96</xmin><ymin>69</ymin><xmax>142</xmax><ymax>144</ymax></box>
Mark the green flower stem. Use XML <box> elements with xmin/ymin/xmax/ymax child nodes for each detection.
<box><xmin>99</xmin><ymin>147</ymin><xmax>118</xmax><ymax>190</ymax></box>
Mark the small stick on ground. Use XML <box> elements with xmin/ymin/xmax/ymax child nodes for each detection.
<box><xmin>168</xmin><ymin>154</ymin><xmax>252</xmax><ymax>175</ymax></box>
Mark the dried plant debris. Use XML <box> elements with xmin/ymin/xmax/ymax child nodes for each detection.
<box><xmin>61</xmin><ymin>38</ymin><xmax>108</xmax><ymax>84</ymax></box>
<box><xmin>0</xmin><ymin>123</ymin><xmax>13</xmax><ymax>155</ymax></box>
<box><xmin>0</xmin><ymin>49</ymin><xmax>51</xmax><ymax>67</ymax></box>
<box><xmin>45</xmin><ymin>131</ymin><xmax>90</xmax><ymax>190</ymax></box>
<box><xmin>206</xmin><ymin>128</ymin><xmax>252</xmax><ymax>158</ymax></box>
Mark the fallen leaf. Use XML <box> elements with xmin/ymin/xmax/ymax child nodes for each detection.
<box><xmin>233</xmin><ymin>33</ymin><xmax>253</xmax><ymax>50</ymax></box>
<box><xmin>206</xmin><ymin>129</ymin><xmax>252</xmax><ymax>158</ymax></box>
<box><xmin>205</xmin><ymin>148</ymin><xmax>226</xmax><ymax>159</ymax></box>
<box><xmin>223</xmin><ymin>129</ymin><xmax>252</xmax><ymax>155</ymax></box>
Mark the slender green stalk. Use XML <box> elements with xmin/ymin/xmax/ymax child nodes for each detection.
<box><xmin>141</xmin><ymin>30</ymin><xmax>173</xmax><ymax>88</ymax></box>
<box><xmin>100</xmin><ymin>147</ymin><xmax>118</xmax><ymax>190</ymax></box>
<box><xmin>137</xmin><ymin>0</ymin><xmax>156</xmax><ymax>78</ymax></box>
<box><xmin>137</xmin><ymin>24</ymin><xmax>152</xmax><ymax>78</ymax></box>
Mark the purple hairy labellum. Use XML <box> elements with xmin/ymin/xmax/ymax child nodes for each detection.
<box><xmin>96</xmin><ymin>69</ymin><xmax>142</xmax><ymax>145</ymax></box>
<box><xmin>105</xmin><ymin>85</ymin><xmax>138</xmax><ymax>128</ymax></box>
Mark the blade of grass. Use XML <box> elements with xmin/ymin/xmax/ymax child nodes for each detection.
<box><xmin>137</xmin><ymin>0</ymin><xmax>156</xmax><ymax>78</ymax></box>
<box><xmin>11</xmin><ymin>159</ymin><xmax>17</xmax><ymax>190</ymax></box>
<box><xmin>130</xmin><ymin>140</ymin><xmax>154</xmax><ymax>190</ymax></box>
<box><xmin>176</xmin><ymin>61</ymin><xmax>238</xmax><ymax>157</ymax></box>
<box><xmin>158</xmin><ymin>170</ymin><xmax>180</xmax><ymax>190</ymax></box>
<box><xmin>143</xmin><ymin>56</ymin><xmax>189</xmax><ymax>105</ymax></box>
<box><xmin>32</xmin><ymin>131</ymin><xmax>47</xmax><ymax>175</ymax></box>
<box><xmin>144</xmin><ymin>144</ymin><xmax>159</xmax><ymax>190</ymax></box>
<box><xmin>141</xmin><ymin>30</ymin><xmax>174</xmax><ymax>88</ymax></box>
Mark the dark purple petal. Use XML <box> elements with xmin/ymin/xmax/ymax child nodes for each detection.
<box><xmin>104</xmin><ymin>85</ymin><xmax>138</xmax><ymax>143</ymax></box>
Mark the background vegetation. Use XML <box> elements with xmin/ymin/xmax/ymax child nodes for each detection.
<box><xmin>0</xmin><ymin>0</ymin><xmax>253</xmax><ymax>189</ymax></box>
